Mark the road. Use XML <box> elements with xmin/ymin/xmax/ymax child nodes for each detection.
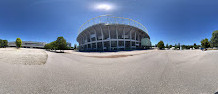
<box><xmin>0</xmin><ymin>50</ymin><xmax>218</xmax><ymax>94</ymax></box>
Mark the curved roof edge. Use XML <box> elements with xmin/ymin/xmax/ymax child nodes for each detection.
<box><xmin>78</xmin><ymin>15</ymin><xmax>149</xmax><ymax>35</ymax></box>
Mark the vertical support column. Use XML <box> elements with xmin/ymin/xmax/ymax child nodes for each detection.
<box><xmin>116</xmin><ymin>26</ymin><xmax>118</xmax><ymax>50</ymax></box>
<box><xmin>88</xmin><ymin>30</ymin><xmax>92</xmax><ymax>50</ymax></box>
<box><xmin>100</xmin><ymin>25</ymin><xmax>104</xmax><ymax>51</ymax></box>
<box><xmin>82</xmin><ymin>33</ymin><xmax>85</xmax><ymax>51</ymax></box>
<box><xmin>93</xmin><ymin>27</ymin><xmax>97</xmax><ymax>51</ymax></box>
<box><xmin>129</xmin><ymin>28</ymin><xmax>133</xmax><ymax>50</ymax></box>
<box><xmin>78</xmin><ymin>37</ymin><xmax>80</xmax><ymax>50</ymax></box>
<box><xmin>138</xmin><ymin>33</ymin><xmax>140</xmax><ymax>47</ymax></box>
<box><xmin>123</xmin><ymin>26</ymin><xmax>126</xmax><ymax>50</ymax></box>
<box><xmin>135</xmin><ymin>31</ymin><xmax>136</xmax><ymax>48</ymax></box>
<box><xmin>81</xmin><ymin>34</ymin><xmax>83</xmax><ymax>50</ymax></box>
<box><xmin>85</xmin><ymin>33</ymin><xmax>88</xmax><ymax>51</ymax></box>
<box><xmin>108</xmin><ymin>26</ymin><xmax>111</xmax><ymax>51</ymax></box>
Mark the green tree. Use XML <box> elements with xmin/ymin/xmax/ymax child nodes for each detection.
<box><xmin>50</xmin><ymin>41</ymin><xmax>57</xmax><ymax>50</ymax></box>
<box><xmin>193</xmin><ymin>43</ymin><xmax>197</xmax><ymax>49</ymax></box>
<box><xmin>16</xmin><ymin>38</ymin><xmax>22</xmax><ymax>48</ymax></box>
<box><xmin>210</xmin><ymin>30</ymin><xmax>218</xmax><ymax>47</ymax></box>
<box><xmin>2</xmin><ymin>40</ymin><xmax>8</xmax><ymax>48</ymax></box>
<box><xmin>175</xmin><ymin>43</ymin><xmax>180</xmax><ymax>49</ymax></box>
<box><xmin>56</xmin><ymin>36</ymin><xmax>67</xmax><ymax>52</ymax></box>
<box><xmin>169</xmin><ymin>45</ymin><xmax>172</xmax><ymax>48</ymax></box>
<box><xmin>201</xmin><ymin>38</ymin><xmax>210</xmax><ymax>48</ymax></box>
<box><xmin>175</xmin><ymin>44</ymin><xmax>177</xmax><ymax>48</ymax></box>
<box><xmin>44</xmin><ymin>43</ymin><xmax>51</xmax><ymax>50</ymax></box>
<box><xmin>157</xmin><ymin>40</ymin><xmax>165</xmax><ymax>49</ymax></box>
<box><xmin>178</xmin><ymin>43</ymin><xmax>180</xmax><ymax>49</ymax></box>
<box><xmin>181</xmin><ymin>45</ymin><xmax>186</xmax><ymax>49</ymax></box>
<box><xmin>166</xmin><ymin>44</ymin><xmax>169</xmax><ymax>49</ymax></box>
<box><xmin>0</xmin><ymin>39</ymin><xmax>2</xmax><ymax>48</ymax></box>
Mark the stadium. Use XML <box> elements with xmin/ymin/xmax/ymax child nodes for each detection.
<box><xmin>76</xmin><ymin>15</ymin><xmax>151</xmax><ymax>52</ymax></box>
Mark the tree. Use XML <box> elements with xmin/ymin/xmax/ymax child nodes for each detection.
<box><xmin>210</xmin><ymin>30</ymin><xmax>218</xmax><ymax>47</ymax></box>
<box><xmin>178</xmin><ymin>43</ymin><xmax>180</xmax><ymax>49</ymax></box>
<box><xmin>169</xmin><ymin>45</ymin><xmax>172</xmax><ymax>48</ymax></box>
<box><xmin>157</xmin><ymin>40</ymin><xmax>165</xmax><ymax>49</ymax></box>
<box><xmin>50</xmin><ymin>41</ymin><xmax>57</xmax><ymax>50</ymax></box>
<box><xmin>56</xmin><ymin>36</ymin><xmax>67</xmax><ymax>52</ymax></box>
<box><xmin>193</xmin><ymin>43</ymin><xmax>197</xmax><ymax>49</ymax></box>
<box><xmin>44</xmin><ymin>43</ymin><xmax>51</xmax><ymax>50</ymax></box>
<box><xmin>44</xmin><ymin>37</ymin><xmax>68</xmax><ymax>52</ymax></box>
<box><xmin>0</xmin><ymin>39</ymin><xmax>2</xmax><ymax>48</ymax></box>
<box><xmin>175</xmin><ymin>43</ymin><xmax>180</xmax><ymax>49</ymax></box>
<box><xmin>2</xmin><ymin>40</ymin><xmax>8</xmax><ymax>48</ymax></box>
<box><xmin>181</xmin><ymin>45</ymin><xmax>186</xmax><ymax>49</ymax></box>
<box><xmin>201</xmin><ymin>38</ymin><xmax>210</xmax><ymax>48</ymax></box>
<box><xmin>166</xmin><ymin>44</ymin><xmax>169</xmax><ymax>49</ymax></box>
<box><xmin>175</xmin><ymin>44</ymin><xmax>177</xmax><ymax>48</ymax></box>
<box><xmin>16</xmin><ymin>38</ymin><xmax>22</xmax><ymax>48</ymax></box>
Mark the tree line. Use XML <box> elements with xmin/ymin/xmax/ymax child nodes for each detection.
<box><xmin>1</xmin><ymin>37</ymin><xmax>77</xmax><ymax>51</ymax></box>
<box><xmin>44</xmin><ymin>36</ymin><xmax>69</xmax><ymax>52</ymax></box>
<box><xmin>0</xmin><ymin>38</ymin><xmax>22</xmax><ymax>48</ymax></box>
<box><xmin>156</xmin><ymin>30</ymin><xmax>218</xmax><ymax>50</ymax></box>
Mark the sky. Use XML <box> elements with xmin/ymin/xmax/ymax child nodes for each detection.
<box><xmin>0</xmin><ymin>0</ymin><xmax>218</xmax><ymax>45</ymax></box>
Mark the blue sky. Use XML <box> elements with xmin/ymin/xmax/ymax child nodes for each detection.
<box><xmin>0</xmin><ymin>0</ymin><xmax>218</xmax><ymax>45</ymax></box>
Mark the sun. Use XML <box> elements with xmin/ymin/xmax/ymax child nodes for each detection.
<box><xmin>96</xmin><ymin>4</ymin><xmax>112</xmax><ymax>11</ymax></box>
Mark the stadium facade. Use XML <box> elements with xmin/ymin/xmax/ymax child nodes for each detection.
<box><xmin>76</xmin><ymin>15</ymin><xmax>151</xmax><ymax>52</ymax></box>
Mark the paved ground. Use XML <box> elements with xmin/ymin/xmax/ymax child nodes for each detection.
<box><xmin>0</xmin><ymin>48</ymin><xmax>47</xmax><ymax>65</ymax></box>
<box><xmin>0</xmin><ymin>48</ymin><xmax>218</xmax><ymax>94</ymax></box>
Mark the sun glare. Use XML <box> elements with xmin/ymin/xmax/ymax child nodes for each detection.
<box><xmin>96</xmin><ymin>4</ymin><xmax>112</xmax><ymax>10</ymax></box>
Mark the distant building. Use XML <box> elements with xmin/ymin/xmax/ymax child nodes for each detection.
<box><xmin>67</xmin><ymin>42</ymin><xmax>71</xmax><ymax>47</ymax></box>
<box><xmin>8</xmin><ymin>41</ymin><xmax>46</xmax><ymax>48</ymax></box>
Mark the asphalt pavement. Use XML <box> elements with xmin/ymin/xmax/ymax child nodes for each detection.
<box><xmin>0</xmin><ymin>50</ymin><xmax>218</xmax><ymax>94</ymax></box>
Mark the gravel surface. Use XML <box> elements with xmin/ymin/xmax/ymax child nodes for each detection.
<box><xmin>0</xmin><ymin>48</ymin><xmax>47</xmax><ymax>65</ymax></box>
<box><xmin>0</xmin><ymin>48</ymin><xmax>218</xmax><ymax>94</ymax></box>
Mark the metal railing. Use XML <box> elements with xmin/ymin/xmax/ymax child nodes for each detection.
<box><xmin>79</xmin><ymin>15</ymin><xmax>148</xmax><ymax>34</ymax></box>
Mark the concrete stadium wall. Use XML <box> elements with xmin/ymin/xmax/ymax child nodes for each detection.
<box><xmin>77</xmin><ymin>23</ymin><xmax>151</xmax><ymax>52</ymax></box>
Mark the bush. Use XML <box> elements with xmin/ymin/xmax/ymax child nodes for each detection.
<box><xmin>157</xmin><ymin>41</ymin><xmax>165</xmax><ymax>49</ymax></box>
